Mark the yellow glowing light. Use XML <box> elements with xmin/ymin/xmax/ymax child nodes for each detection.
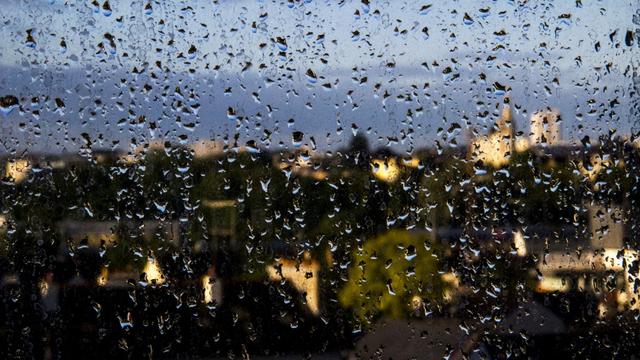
<box><xmin>514</xmin><ymin>137</ymin><xmax>530</xmax><ymax>153</ymax></box>
<box><xmin>267</xmin><ymin>257</ymin><xmax>320</xmax><ymax>315</ymax></box>
<box><xmin>441</xmin><ymin>272</ymin><xmax>460</xmax><ymax>302</ymax></box>
<box><xmin>118</xmin><ymin>154</ymin><xmax>138</xmax><ymax>165</ymax></box>
<box><xmin>97</xmin><ymin>266</ymin><xmax>109</xmax><ymax>286</ymax></box>
<box><xmin>471</xmin><ymin>135</ymin><xmax>511</xmax><ymax>168</ymax></box>
<box><xmin>5</xmin><ymin>159</ymin><xmax>31</xmax><ymax>183</ymax></box>
<box><xmin>617</xmin><ymin>291</ymin><xmax>629</xmax><ymax>308</ymax></box>
<box><xmin>39</xmin><ymin>280</ymin><xmax>49</xmax><ymax>297</ymax></box>
<box><xmin>143</xmin><ymin>258</ymin><xmax>165</xmax><ymax>284</ymax></box>
<box><xmin>441</xmin><ymin>272</ymin><xmax>460</xmax><ymax>288</ymax></box>
<box><xmin>371</xmin><ymin>158</ymin><xmax>400</xmax><ymax>183</ymax></box>
<box><xmin>401</xmin><ymin>156</ymin><xmax>421</xmax><ymax>168</ymax></box>
<box><xmin>202</xmin><ymin>274</ymin><xmax>222</xmax><ymax>304</ymax></box>
<box><xmin>597</xmin><ymin>302</ymin><xmax>608</xmax><ymax>319</ymax></box>
<box><xmin>310</xmin><ymin>170</ymin><xmax>328</xmax><ymax>181</ymax></box>
<box><xmin>536</xmin><ymin>276</ymin><xmax>570</xmax><ymax>293</ymax></box>
<box><xmin>579</xmin><ymin>154</ymin><xmax>609</xmax><ymax>182</ymax></box>
<box><xmin>513</xmin><ymin>230</ymin><xmax>527</xmax><ymax>257</ymax></box>
<box><xmin>619</xmin><ymin>250</ymin><xmax>640</xmax><ymax>310</ymax></box>
<box><xmin>410</xmin><ymin>295</ymin><xmax>423</xmax><ymax>310</ymax></box>
<box><xmin>202</xmin><ymin>275</ymin><xmax>214</xmax><ymax>303</ymax></box>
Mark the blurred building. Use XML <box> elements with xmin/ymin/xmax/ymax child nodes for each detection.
<box><xmin>202</xmin><ymin>199</ymin><xmax>237</xmax><ymax>245</ymax></box>
<box><xmin>530</xmin><ymin>108</ymin><xmax>561</xmax><ymax>146</ymax></box>
<box><xmin>589</xmin><ymin>204</ymin><xmax>625</xmax><ymax>249</ymax></box>
<box><xmin>55</xmin><ymin>220</ymin><xmax>181</xmax><ymax>286</ymax></box>
<box><xmin>274</xmin><ymin>145</ymin><xmax>329</xmax><ymax>181</ymax></box>
<box><xmin>190</xmin><ymin>140</ymin><xmax>225</xmax><ymax>159</ymax></box>
<box><xmin>469</xmin><ymin>103</ymin><xmax>514</xmax><ymax>168</ymax></box>
<box><xmin>534</xmin><ymin>203</ymin><xmax>639</xmax><ymax>312</ymax></box>
<box><xmin>57</xmin><ymin>220</ymin><xmax>181</xmax><ymax>247</ymax></box>
<box><xmin>266</xmin><ymin>255</ymin><xmax>320</xmax><ymax>315</ymax></box>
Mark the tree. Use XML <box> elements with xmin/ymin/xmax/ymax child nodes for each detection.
<box><xmin>339</xmin><ymin>229</ymin><xmax>447</xmax><ymax>326</ymax></box>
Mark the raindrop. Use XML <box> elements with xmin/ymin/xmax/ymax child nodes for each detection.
<box><xmin>292</xmin><ymin>131</ymin><xmax>304</xmax><ymax>147</ymax></box>
<box><xmin>463</xmin><ymin>12</ymin><xmax>474</xmax><ymax>25</ymax></box>
<box><xmin>102</xmin><ymin>1</ymin><xmax>112</xmax><ymax>16</ymax></box>
<box><xmin>305</xmin><ymin>69</ymin><xmax>318</xmax><ymax>84</ymax></box>
<box><xmin>25</xmin><ymin>29</ymin><xmax>36</xmax><ymax>48</ymax></box>
<box><xmin>275</xmin><ymin>36</ymin><xmax>288</xmax><ymax>51</ymax></box>
<box><xmin>0</xmin><ymin>95</ymin><xmax>19</xmax><ymax>115</ymax></box>
<box><xmin>419</xmin><ymin>4</ymin><xmax>433</xmax><ymax>16</ymax></box>
<box><xmin>227</xmin><ymin>107</ymin><xmax>237</xmax><ymax>121</ymax></box>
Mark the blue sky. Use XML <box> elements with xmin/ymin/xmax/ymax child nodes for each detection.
<box><xmin>0</xmin><ymin>0</ymin><xmax>638</xmax><ymax>154</ymax></box>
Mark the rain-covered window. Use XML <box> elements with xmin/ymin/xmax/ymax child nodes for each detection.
<box><xmin>1</xmin><ymin>0</ymin><xmax>640</xmax><ymax>358</ymax></box>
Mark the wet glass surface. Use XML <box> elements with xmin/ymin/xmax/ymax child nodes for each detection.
<box><xmin>1</xmin><ymin>0</ymin><xmax>640</xmax><ymax>359</ymax></box>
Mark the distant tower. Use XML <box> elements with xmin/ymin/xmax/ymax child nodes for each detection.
<box><xmin>470</xmin><ymin>98</ymin><xmax>514</xmax><ymax>168</ymax></box>
<box><xmin>530</xmin><ymin>109</ymin><xmax>561</xmax><ymax>145</ymax></box>
<box><xmin>494</xmin><ymin>102</ymin><xmax>514</xmax><ymax>149</ymax></box>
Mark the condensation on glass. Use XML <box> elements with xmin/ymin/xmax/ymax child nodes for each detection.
<box><xmin>1</xmin><ymin>1</ymin><xmax>639</xmax><ymax>359</ymax></box>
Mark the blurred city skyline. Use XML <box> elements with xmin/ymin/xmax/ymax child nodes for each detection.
<box><xmin>1</xmin><ymin>0</ymin><xmax>638</xmax><ymax>154</ymax></box>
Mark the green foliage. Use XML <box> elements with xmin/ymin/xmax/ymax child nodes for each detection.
<box><xmin>339</xmin><ymin>229</ymin><xmax>447</xmax><ymax>325</ymax></box>
<box><xmin>420</xmin><ymin>155</ymin><xmax>470</xmax><ymax>227</ymax></box>
<box><xmin>506</xmin><ymin>150</ymin><xmax>584</xmax><ymax>225</ymax></box>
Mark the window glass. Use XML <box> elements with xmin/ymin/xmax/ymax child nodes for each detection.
<box><xmin>1</xmin><ymin>1</ymin><xmax>639</xmax><ymax>358</ymax></box>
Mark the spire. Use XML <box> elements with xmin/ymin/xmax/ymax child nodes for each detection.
<box><xmin>492</xmin><ymin>96</ymin><xmax>513</xmax><ymax>136</ymax></box>
<box><xmin>497</xmin><ymin>96</ymin><xmax>512</xmax><ymax>128</ymax></box>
